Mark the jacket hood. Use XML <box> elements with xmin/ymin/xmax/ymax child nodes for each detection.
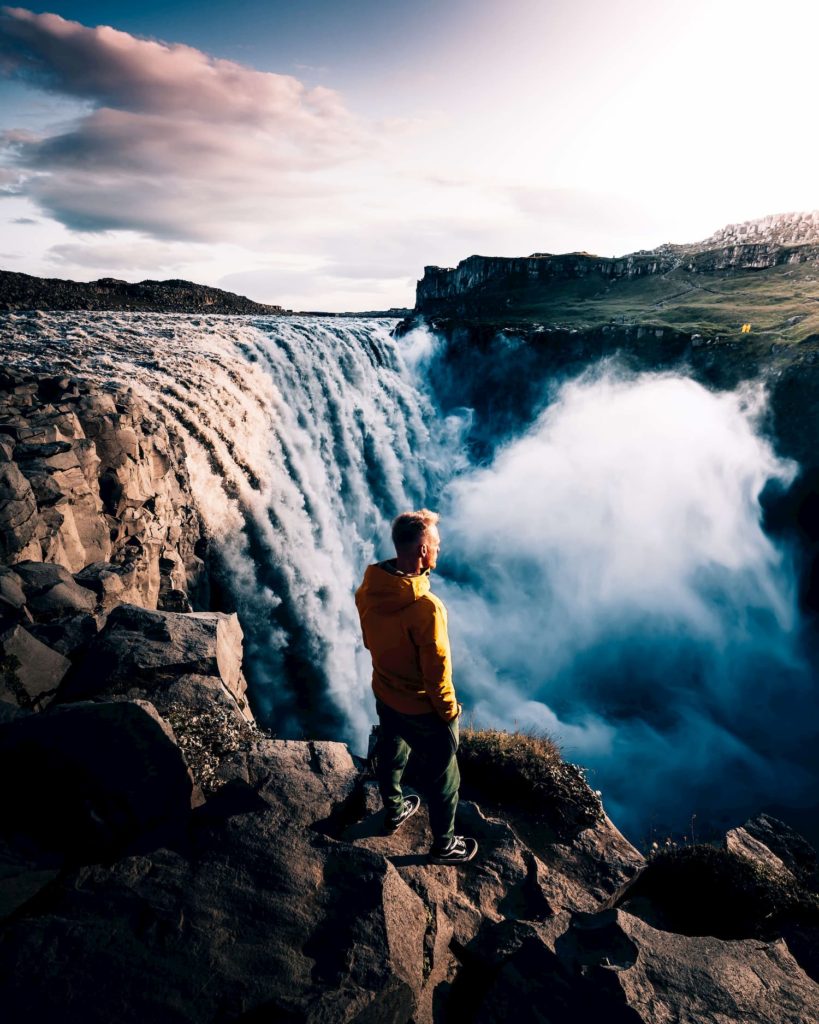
<box><xmin>356</xmin><ymin>561</ymin><xmax>430</xmax><ymax>614</ymax></box>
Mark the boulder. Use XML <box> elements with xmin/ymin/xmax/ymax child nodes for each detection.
<box><xmin>0</xmin><ymin>567</ymin><xmax>25</xmax><ymax>612</ymax></box>
<box><xmin>74</xmin><ymin>560</ymin><xmax>143</xmax><ymax>612</ymax></box>
<box><xmin>68</xmin><ymin>604</ymin><xmax>248</xmax><ymax>712</ymax></box>
<box><xmin>27</xmin><ymin>613</ymin><xmax>98</xmax><ymax>660</ymax></box>
<box><xmin>13</xmin><ymin>560</ymin><xmax>97</xmax><ymax>619</ymax></box>
<box><xmin>0</xmin><ymin>699</ymin><xmax>194</xmax><ymax>861</ymax></box>
<box><xmin>0</xmin><ymin>782</ymin><xmax>429</xmax><ymax>1023</ymax></box>
<box><xmin>471</xmin><ymin>908</ymin><xmax>819</xmax><ymax>1023</ymax></box>
<box><xmin>738</xmin><ymin>814</ymin><xmax>818</xmax><ymax>886</ymax></box>
<box><xmin>220</xmin><ymin>737</ymin><xmax>361</xmax><ymax>828</ymax></box>
<box><xmin>0</xmin><ymin>623</ymin><xmax>71</xmax><ymax>710</ymax></box>
<box><xmin>726</xmin><ymin>824</ymin><xmax>795</xmax><ymax>880</ymax></box>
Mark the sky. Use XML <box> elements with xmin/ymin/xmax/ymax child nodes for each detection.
<box><xmin>2</xmin><ymin>1</ymin><xmax>819</xmax><ymax>310</ymax></box>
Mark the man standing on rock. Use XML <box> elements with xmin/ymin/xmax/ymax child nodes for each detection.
<box><xmin>355</xmin><ymin>509</ymin><xmax>477</xmax><ymax>865</ymax></box>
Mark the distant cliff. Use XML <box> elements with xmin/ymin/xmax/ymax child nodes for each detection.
<box><xmin>0</xmin><ymin>270</ymin><xmax>285</xmax><ymax>314</ymax></box>
<box><xmin>415</xmin><ymin>212</ymin><xmax>819</xmax><ymax>324</ymax></box>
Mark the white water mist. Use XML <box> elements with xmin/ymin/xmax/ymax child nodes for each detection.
<box><xmin>433</xmin><ymin>363</ymin><xmax>810</xmax><ymax>834</ymax></box>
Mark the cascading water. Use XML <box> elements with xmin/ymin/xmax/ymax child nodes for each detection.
<box><xmin>2</xmin><ymin>312</ymin><xmax>462</xmax><ymax>742</ymax></box>
<box><xmin>2</xmin><ymin>310</ymin><xmax>815</xmax><ymax>841</ymax></box>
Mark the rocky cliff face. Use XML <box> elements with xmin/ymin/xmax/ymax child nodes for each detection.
<box><xmin>0</xmin><ymin>367</ymin><xmax>817</xmax><ymax>1022</ymax></box>
<box><xmin>0</xmin><ymin>367</ymin><xmax>207</xmax><ymax>709</ymax></box>
<box><xmin>415</xmin><ymin>212</ymin><xmax>819</xmax><ymax>318</ymax></box>
<box><xmin>0</xmin><ymin>270</ymin><xmax>285</xmax><ymax>314</ymax></box>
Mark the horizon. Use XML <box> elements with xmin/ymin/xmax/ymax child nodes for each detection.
<box><xmin>5</xmin><ymin>204</ymin><xmax>819</xmax><ymax>315</ymax></box>
<box><xmin>3</xmin><ymin>2</ymin><xmax>819</xmax><ymax>311</ymax></box>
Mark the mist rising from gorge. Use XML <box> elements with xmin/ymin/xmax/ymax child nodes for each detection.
<box><xmin>418</xmin><ymin>349</ymin><xmax>814</xmax><ymax>839</ymax></box>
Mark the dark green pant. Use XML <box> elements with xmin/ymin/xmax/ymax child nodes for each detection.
<box><xmin>375</xmin><ymin>699</ymin><xmax>460</xmax><ymax>843</ymax></box>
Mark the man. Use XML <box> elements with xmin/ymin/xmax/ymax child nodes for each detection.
<box><xmin>355</xmin><ymin>509</ymin><xmax>477</xmax><ymax>865</ymax></box>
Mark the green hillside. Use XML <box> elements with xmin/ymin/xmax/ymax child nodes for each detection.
<box><xmin>466</xmin><ymin>262</ymin><xmax>819</xmax><ymax>343</ymax></box>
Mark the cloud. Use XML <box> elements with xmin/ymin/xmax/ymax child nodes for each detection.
<box><xmin>0</xmin><ymin>7</ymin><xmax>370</xmax><ymax>240</ymax></box>
<box><xmin>46</xmin><ymin>235</ymin><xmax>210</xmax><ymax>272</ymax></box>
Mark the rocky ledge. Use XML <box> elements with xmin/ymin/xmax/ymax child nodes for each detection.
<box><xmin>0</xmin><ymin>369</ymin><xmax>817</xmax><ymax>1022</ymax></box>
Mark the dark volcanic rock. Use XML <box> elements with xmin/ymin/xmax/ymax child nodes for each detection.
<box><xmin>0</xmin><ymin>269</ymin><xmax>285</xmax><ymax>314</ymax></box>
<box><xmin>0</xmin><ymin>370</ymin><xmax>206</xmax><ymax>607</ymax></box>
<box><xmin>0</xmin><ymin>622</ymin><xmax>71</xmax><ymax>709</ymax></box>
<box><xmin>0</xmin><ymin>459</ymin><xmax>38</xmax><ymax>561</ymax></box>
<box><xmin>0</xmin><ymin>567</ymin><xmax>25</xmax><ymax>611</ymax></box>
<box><xmin>614</xmin><ymin>844</ymin><xmax>819</xmax><ymax>940</ymax></box>
<box><xmin>0</xmin><ymin>819</ymin><xmax>427</xmax><ymax>1024</ymax></box>
<box><xmin>471</xmin><ymin>908</ymin><xmax>819</xmax><ymax>1024</ymax></box>
<box><xmin>67</xmin><ymin>604</ymin><xmax>250</xmax><ymax>715</ymax></box>
<box><xmin>414</xmin><ymin>241</ymin><xmax>819</xmax><ymax>318</ymax></box>
<box><xmin>13</xmin><ymin>560</ymin><xmax>96</xmax><ymax>619</ymax></box>
<box><xmin>0</xmin><ymin>699</ymin><xmax>194</xmax><ymax>861</ymax></box>
<box><xmin>26</xmin><ymin>612</ymin><xmax>98</xmax><ymax>660</ymax></box>
<box><xmin>736</xmin><ymin>813</ymin><xmax>819</xmax><ymax>886</ymax></box>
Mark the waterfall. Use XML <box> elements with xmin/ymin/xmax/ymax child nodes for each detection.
<box><xmin>4</xmin><ymin>310</ymin><xmax>815</xmax><ymax>840</ymax></box>
<box><xmin>2</xmin><ymin>312</ymin><xmax>455</xmax><ymax>742</ymax></box>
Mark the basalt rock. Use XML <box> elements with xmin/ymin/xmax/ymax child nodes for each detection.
<box><xmin>0</xmin><ymin>622</ymin><xmax>71</xmax><ymax>710</ymax></box>
<box><xmin>0</xmin><ymin>813</ymin><xmax>427</xmax><ymax>1024</ymax></box>
<box><xmin>0</xmin><ymin>566</ymin><xmax>26</xmax><ymax>616</ymax></box>
<box><xmin>26</xmin><ymin>613</ymin><xmax>98</xmax><ymax>661</ymax></box>
<box><xmin>66</xmin><ymin>604</ymin><xmax>250</xmax><ymax>718</ymax></box>
<box><xmin>0</xmin><ymin>708</ymin><xmax>816</xmax><ymax>1022</ymax></box>
<box><xmin>470</xmin><ymin>908</ymin><xmax>819</xmax><ymax>1024</ymax></box>
<box><xmin>13</xmin><ymin>560</ymin><xmax>97</xmax><ymax>619</ymax></box>
<box><xmin>0</xmin><ymin>369</ymin><xmax>206</xmax><ymax>610</ymax></box>
<box><xmin>736</xmin><ymin>813</ymin><xmax>819</xmax><ymax>886</ymax></box>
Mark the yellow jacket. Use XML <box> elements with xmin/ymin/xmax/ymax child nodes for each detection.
<box><xmin>355</xmin><ymin>561</ymin><xmax>458</xmax><ymax>721</ymax></box>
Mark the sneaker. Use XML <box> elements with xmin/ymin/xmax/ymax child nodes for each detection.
<box><xmin>429</xmin><ymin>835</ymin><xmax>478</xmax><ymax>864</ymax></box>
<box><xmin>383</xmin><ymin>794</ymin><xmax>421</xmax><ymax>834</ymax></box>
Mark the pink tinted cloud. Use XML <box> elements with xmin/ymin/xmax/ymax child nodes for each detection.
<box><xmin>0</xmin><ymin>7</ymin><xmax>371</xmax><ymax>240</ymax></box>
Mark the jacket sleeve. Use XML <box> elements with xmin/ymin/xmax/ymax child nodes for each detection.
<box><xmin>354</xmin><ymin>587</ymin><xmax>369</xmax><ymax>650</ymax></box>
<box><xmin>410</xmin><ymin>598</ymin><xmax>458</xmax><ymax>721</ymax></box>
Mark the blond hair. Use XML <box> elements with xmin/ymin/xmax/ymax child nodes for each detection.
<box><xmin>391</xmin><ymin>508</ymin><xmax>439</xmax><ymax>551</ymax></box>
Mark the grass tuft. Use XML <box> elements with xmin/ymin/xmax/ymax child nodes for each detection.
<box><xmin>622</xmin><ymin>844</ymin><xmax>819</xmax><ymax>939</ymax></box>
<box><xmin>457</xmin><ymin>726</ymin><xmax>602</xmax><ymax>839</ymax></box>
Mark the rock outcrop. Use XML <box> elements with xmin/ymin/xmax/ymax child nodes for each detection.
<box><xmin>0</xmin><ymin>369</ymin><xmax>205</xmax><ymax>600</ymax></box>
<box><xmin>0</xmin><ymin>664</ymin><xmax>816</xmax><ymax>1022</ymax></box>
<box><xmin>415</xmin><ymin>244</ymin><xmax>819</xmax><ymax>318</ymax></box>
<box><xmin>414</xmin><ymin>210</ymin><xmax>819</xmax><ymax>319</ymax></box>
